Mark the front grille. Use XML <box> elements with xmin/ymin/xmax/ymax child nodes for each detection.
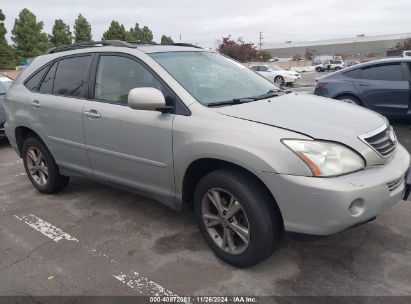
<box><xmin>362</xmin><ymin>126</ymin><xmax>397</xmax><ymax>158</ymax></box>
<box><xmin>387</xmin><ymin>175</ymin><xmax>405</xmax><ymax>192</ymax></box>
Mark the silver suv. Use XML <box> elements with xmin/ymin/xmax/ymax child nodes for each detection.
<box><xmin>4</xmin><ymin>41</ymin><xmax>411</xmax><ymax>267</ymax></box>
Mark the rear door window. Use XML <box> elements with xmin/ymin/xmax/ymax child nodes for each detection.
<box><xmin>25</xmin><ymin>65</ymin><xmax>49</xmax><ymax>92</ymax></box>
<box><xmin>39</xmin><ymin>62</ymin><xmax>57</xmax><ymax>94</ymax></box>
<box><xmin>361</xmin><ymin>63</ymin><xmax>403</xmax><ymax>81</ymax></box>
<box><xmin>53</xmin><ymin>55</ymin><xmax>91</xmax><ymax>97</ymax></box>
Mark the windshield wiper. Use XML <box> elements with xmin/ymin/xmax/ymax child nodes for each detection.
<box><xmin>252</xmin><ymin>89</ymin><xmax>286</xmax><ymax>101</ymax></box>
<box><xmin>207</xmin><ymin>98</ymin><xmax>256</xmax><ymax>107</ymax></box>
<box><xmin>207</xmin><ymin>89</ymin><xmax>287</xmax><ymax>108</ymax></box>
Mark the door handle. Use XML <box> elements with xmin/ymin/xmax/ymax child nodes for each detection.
<box><xmin>359</xmin><ymin>82</ymin><xmax>371</xmax><ymax>87</ymax></box>
<box><xmin>32</xmin><ymin>100</ymin><xmax>41</xmax><ymax>108</ymax></box>
<box><xmin>84</xmin><ymin>110</ymin><xmax>101</xmax><ymax>119</ymax></box>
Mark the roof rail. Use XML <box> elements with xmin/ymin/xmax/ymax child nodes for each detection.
<box><xmin>169</xmin><ymin>43</ymin><xmax>202</xmax><ymax>49</ymax></box>
<box><xmin>46</xmin><ymin>40</ymin><xmax>137</xmax><ymax>54</ymax></box>
<box><xmin>45</xmin><ymin>40</ymin><xmax>203</xmax><ymax>54</ymax></box>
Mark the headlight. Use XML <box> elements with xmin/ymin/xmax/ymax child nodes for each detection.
<box><xmin>282</xmin><ymin>140</ymin><xmax>365</xmax><ymax>177</ymax></box>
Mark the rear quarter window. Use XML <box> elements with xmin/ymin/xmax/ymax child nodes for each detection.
<box><xmin>24</xmin><ymin>65</ymin><xmax>50</xmax><ymax>92</ymax></box>
<box><xmin>344</xmin><ymin>69</ymin><xmax>361</xmax><ymax>79</ymax></box>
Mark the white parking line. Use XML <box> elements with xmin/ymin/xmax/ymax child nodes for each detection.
<box><xmin>113</xmin><ymin>271</ymin><xmax>176</xmax><ymax>296</ymax></box>
<box><xmin>14</xmin><ymin>214</ymin><xmax>79</xmax><ymax>242</ymax></box>
<box><xmin>13</xmin><ymin>214</ymin><xmax>178</xmax><ymax>296</ymax></box>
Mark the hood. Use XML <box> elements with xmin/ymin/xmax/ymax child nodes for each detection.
<box><xmin>214</xmin><ymin>93</ymin><xmax>385</xmax><ymax>154</ymax></box>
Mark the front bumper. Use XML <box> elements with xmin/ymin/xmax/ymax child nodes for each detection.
<box><xmin>259</xmin><ymin>144</ymin><xmax>410</xmax><ymax>235</ymax></box>
<box><xmin>285</xmin><ymin>75</ymin><xmax>301</xmax><ymax>83</ymax></box>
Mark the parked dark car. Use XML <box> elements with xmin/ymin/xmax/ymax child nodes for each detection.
<box><xmin>314</xmin><ymin>58</ymin><xmax>411</xmax><ymax>118</ymax></box>
<box><xmin>0</xmin><ymin>76</ymin><xmax>13</xmax><ymax>140</ymax></box>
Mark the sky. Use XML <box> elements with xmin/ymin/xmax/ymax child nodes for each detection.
<box><xmin>2</xmin><ymin>0</ymin><xmax>411</xmax><ymax>49</ymax></box>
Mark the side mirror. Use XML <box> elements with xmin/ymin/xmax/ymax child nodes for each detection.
<box><xmin>128</xmin><ymin>87</ymin><xmax>173</xmax><ymax>113</ymax></box>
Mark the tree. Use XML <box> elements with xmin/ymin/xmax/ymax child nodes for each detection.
<box><xmin>394</xmin><ymin>38</ymin><xmax>411</xmax><ymax>51</ymax></box>
<box><xmin>0</xmin><ymin>9</ymin><xmax>13</xmax><ymax>68</ymax></box>
<box><xmin>11</xmin><ymin>8</ymin><xmax>50</xmax><ymax>63</ymax></box>
<box><xmin>304</xmin><ymin>48</ymin><xmax>316</xmax><ymax>60</ymax></box>
<box><xmin>160</xmin><ymin>35</ymin><xmax>174</xmax><ymax>45</ymax></box>
<box><xmin>49</xmin><ymin>19</ymin><xmax>72</xmax><ymax>47</ymax></box>
<box><xmin>140</xmin><ymin>26</ymin><xmax>153</xmax><ymax>43</ymax></box>
<box><xmin>126</xmin><ymin>23</ymin><xmax>153</xmax><ymax>43</ymax></box>
<box><xmin>258</xmin><ymin>50</ymin><xmax>272</xmax><ymax>61</ymax></box>
<box><xmin>218</xmin><ymin>36</ymin><xmax>258</xmax><ymax>62</ymax></box>
<box><xmin>74</xmin><ymin>14</ymin><xmax>92</xmax><ymax>43</ymax></box>
<box><xmin>102</xmin><ymin>20</ymin><xmax>127</xmax><ymax>40</ymax></box>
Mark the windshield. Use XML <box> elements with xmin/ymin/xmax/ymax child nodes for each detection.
<box><xmin>268</xmin><ymin>65</ymin><xmax>282</xmax><ymax>71</ymax></box>
<box><xmin>150</xmin><ymin>51</ymin><xmax>279</xmax><ymax>105</ymax></box>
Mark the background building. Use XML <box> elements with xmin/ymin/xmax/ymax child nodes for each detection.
<box><xmin>264</xmin><ymin>33</ymin><xmax>411</xmax><ymax>59</ymax></box>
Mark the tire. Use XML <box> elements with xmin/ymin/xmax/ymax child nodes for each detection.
<box><xmin>336</xmin><ymin>95</ymin><xmax>361</xmax><ymax>106</ymax></box>
<box><xmin>193</xmin><ymin>168</ymin><xmax>283</xmax><ymax>267</ymax></box>
<box><xmin>315</xmin><ymin>67</ymin><xmax>322</xmax><ymax>72</ymax></box>
<box><xmin>335</xmin><ymin>66</ymin><xmax>341</xmax><ymax>71</ymax></box>
<box><xmin>274</xmin><ymin>76</ymin><xmax>285</xmax><ymax>86</ymax></box>
<box><xmin>22</xmin><ymin>136</ymin><xmax>69</xmax><ymax>194</ymax></box>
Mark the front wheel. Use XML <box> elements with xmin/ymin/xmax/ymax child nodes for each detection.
<box><xmin>194</xmin><ymin>169</ymin><xmax>283</xmax><ymax>267</ymax></box>
<box><xmin>22</xmin><ymin>137</ymin><xmax>69</xmax><ymax>194</ymax></box>
<box><xmin>315</xmin><ymin>67</ymin><xmax>322</xmax><ymax>72</ymax></box>
<box><xmin>274</xmin><ymin>76</ymin><xmax>285</xmax><ymax>86</ymax></box>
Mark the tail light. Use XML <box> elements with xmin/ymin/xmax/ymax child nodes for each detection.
<box><xmin>316</xmin><ymin>82</ymin><xmax>327</xmax><ymax>88</ymax></box>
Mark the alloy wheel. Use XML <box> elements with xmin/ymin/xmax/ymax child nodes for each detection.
<box><xmin>201</xmin><ymin>188</ymin><xmax>250</xmax><ymax>255</ymax></box>
<box><xmin>274</xmin><ymin>76</ymin><xmax>284</xmax><ymax>86</ymax></box>
<box><xmin>26</xmin><ymin>146</ymin><xmax>49</xmax><ymax>186</ymax></box>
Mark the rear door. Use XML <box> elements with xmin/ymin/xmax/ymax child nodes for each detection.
<box><xmin>83</xmin><ymin>53</ymin><xmax>175</xmax><ymax>198</ymax></box>
<box><xmin>353</xmin><ymin>62</ymin><xmax>409</xmax><ymax>115</ymax></box>
<box><xmin>29</xmin><ymin>55</ymin><xmax>93</xmax><ymax>176</ymax></box>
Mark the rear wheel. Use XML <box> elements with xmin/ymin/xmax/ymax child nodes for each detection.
<box><xmin>315</xmin><ymin>67</ymin><xmax>322</xmax><ymax>72</ymax></box>
<box><xmin>336</xmin><ymin>95</ymin><xmax>361</xmax><ymax>106</ymax></box>
<box><xmin>193</xmin><ymin>169</ymin><xmax>282</xmax><ymax>267</ymax></box>
<box><xmin>22</xmin><ymin>137</ymin><xmax>69</xmax><ymax>194</ymax></box>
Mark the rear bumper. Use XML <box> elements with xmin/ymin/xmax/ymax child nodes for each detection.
<box><xmin>259</xmin><ymin>144</ymin><xmax>410</xmax><ymax>235</ymax></box>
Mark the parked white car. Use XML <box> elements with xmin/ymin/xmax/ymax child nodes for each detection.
<box><xmin>403</xmin><ymin>50</ymin><xmax>411</xmax><ymax>58</ymax></box>
<box><xmin>315</xmin><ymin>60</ymin><xmax>346</xmax><ymax>72</ymax></box>
<box><xmin>250</xmin><ymin>65</ymin><xmax>301</xmax><ymax>86</ymax></box>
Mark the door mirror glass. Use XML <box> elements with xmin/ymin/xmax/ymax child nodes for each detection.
<box><xmin>128</xmin><ymin>87</ymin><xmax>168</xmax><ymax>112</ymax></box>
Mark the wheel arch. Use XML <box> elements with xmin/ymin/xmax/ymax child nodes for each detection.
<box><xmin>333</xmin><ymin>93</ymin><xmax>363</xmax><ymax>105</ymax></box>
<box><xmin>15</xmin><ymin>126</ymin><xmax>45</xmax><ymax>157</ymax></box>
<box><xmin>181</xmin><ymin>158</ymin><xmax>284</xmax><ymax>227</ymax></box>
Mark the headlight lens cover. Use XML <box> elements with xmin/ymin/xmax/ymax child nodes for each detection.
<box><xmin>282</xmin><ymin>140</ymin><xmax>365</xmax><ymax>177</ymax></box>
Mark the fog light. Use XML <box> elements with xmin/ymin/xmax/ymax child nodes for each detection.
<box><xmin>349</xmin><ymin>199</ymin><xmax>364</xmax><ymax>217</ymax></box>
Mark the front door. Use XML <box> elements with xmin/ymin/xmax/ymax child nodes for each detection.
<box><xmin>83</xmin><ymin>54</ymin><xmax>175</xmax><ymax>198</ymax></box>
